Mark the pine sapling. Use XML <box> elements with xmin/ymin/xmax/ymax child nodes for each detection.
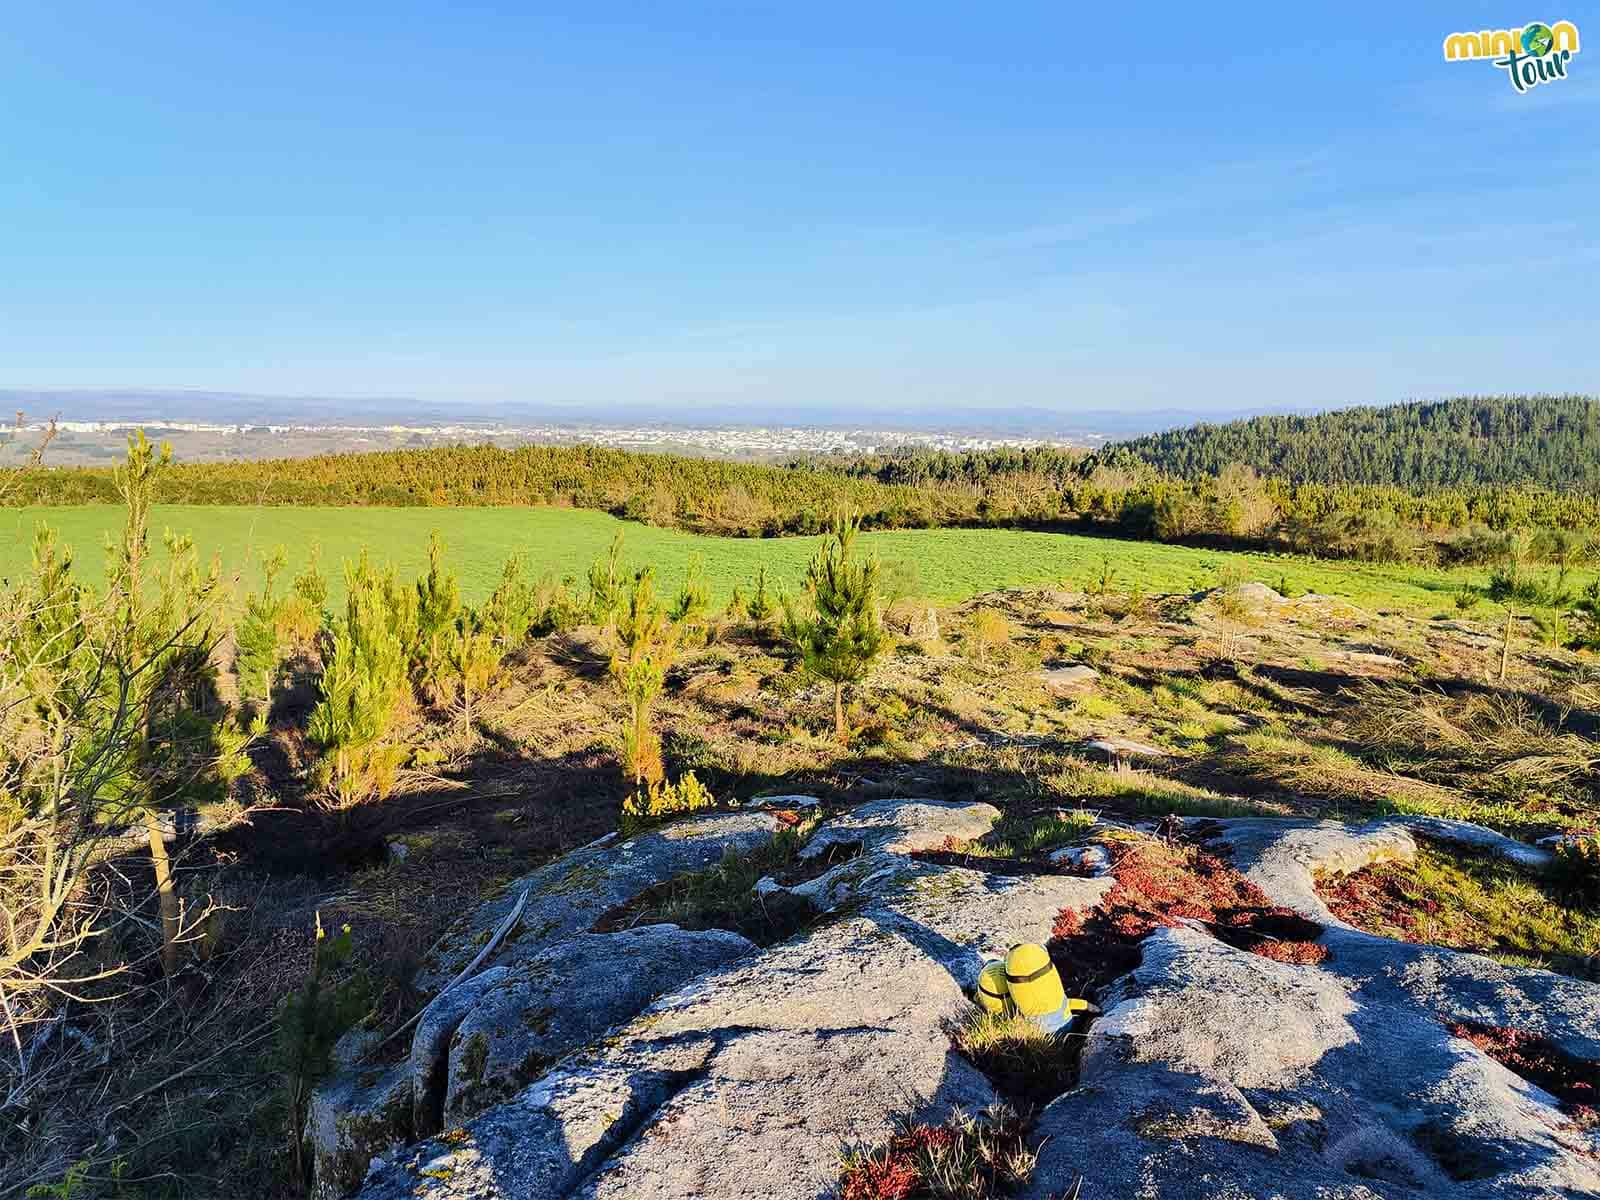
<box><xmin>783</xmin><ymin>514</ymin><xmax>889</xmax><ymax>743</ymax></box>
<box><xmin>746</xmin><ymin>566</ymin><xmax>775</xmax><ymax>623</ymax></box>
<box><xmin>276</xmin><ymin>914</ymin><xmax>371</xmax><ymax>1188</ymax></box>
<box><xmin>609</xmin><ymin>568</ymin><xmax>677</xmax><ymax>792</ymax></box>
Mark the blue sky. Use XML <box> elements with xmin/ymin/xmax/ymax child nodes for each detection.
<box><xmin>1</xmin><ymin>2</ymin><xmax>1595</xmax><ymax>417</ymax></box>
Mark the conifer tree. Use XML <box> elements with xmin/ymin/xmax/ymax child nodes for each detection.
<box><xmin>480</xmin><ymin>552</ymin><xmax>538</xmax><ymax>647</ymax></box>
<box><xmin>447</xmin><ymin>611</ymin><xmax>501</xmax><ymax>726</ymax></box>
<box><xmin>670</xmin><ymin>556</ymin><xmax>710</xmax><ymax>626</ymax></box>
<box><xmin>109</xmin><ymin>432</ymin><xmax>242</xmax><ymax>971</ymax></box>
<box><xmin>234</xmin><ymin>547</ymin><xmax>287</xmax><ymax>704</ymax></box>
<box><xmin>414</xmin><ymin>532</ymin><xmax>461</xmax><ymax>701</ymax></box>
<box><xmin>609</xmin><ymin>568</ymin><xmax>677</xmax><ymax>790</ymax></box>
<box><xmin>783</xmin><ymin>514</ymin><xmax>889</xmax><ymax>743</ymax></box>
<box><xmin>307</xmin><ymin>553</ymin><xmax>411</xmax><ymax>803</ymax></box>
<box><xmin>745</xmin><ymin>566</ymin><xmax>775</xmax><ymax>623</ymax></box>
<box><xmin>587</xmin><ymin>532</ymin><xmax>627</xmax><ymax>627</ymax></box>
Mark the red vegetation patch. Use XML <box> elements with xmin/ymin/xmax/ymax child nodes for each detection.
<box><xmin>838</xmin><ymin>1117</ymin><xmax>1029</xmax><ymax>1200</ymax></box>
<box><xmin>1316</xmin><ymin>858</ymin><xmax>1443</xmax><ymax>942</ymax></box>
<box><xmin>1447</xmin><ymin>1021</ymin><xmax>1599</xmax><ymax>1128</ymax></box>
<box><xmin>839</xmin><ymin>1135</ymin><xmax>933</xmax><ymax>1200</ymax></box>
<box><xmin>1050</xmin><ymin>839</ymin><xmax>1327</xmax><ymax>994</ymax></box>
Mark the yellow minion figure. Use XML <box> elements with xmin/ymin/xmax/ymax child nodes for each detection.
<box><xmin>1004</xmin><ymin>942</ymin><xmax>1095</xmax><ymax>1033</ymax></box>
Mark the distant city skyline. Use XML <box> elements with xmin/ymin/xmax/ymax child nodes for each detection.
<box><xmin>0</xmin><ymin>386</ymin><xmax>1360</xmax><ymax>439</ymax></box>
<box><xmin>3</xmin><ymin>4</ymin><xmax>1595</xmax><ymax>412</ymax></box>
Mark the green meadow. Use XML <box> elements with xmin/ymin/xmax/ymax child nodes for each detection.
<box><xmin>0</xmin><ymin>503</ymin><xmax>1523</xmax><ymax>613</ymax></box>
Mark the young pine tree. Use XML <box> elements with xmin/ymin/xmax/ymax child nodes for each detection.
<box><xmin>670</xmin><ymin>556</ymin><xmax>710</xmax><ymax>627</ymax></box>
<box><xmin>3</xmin><ymin>435</ymin><xmax>252</xmax><ymax>988</ymax></box>
<box><xmin>783</xmin><ymin>514</ymin><xmax>889</xmax><ymax>743</ymax></box>
<box><xmin>115</xmin><ymin>437</ymin><xmax>200</xmax><ymax>972</ymax></box>
<box><xmin>234</xmin><ymin>547</ymin><xmax>287</xmax><ymax>704</ymax></box>
<box><xmin>275</xmin><ymin>544</ymin><xmax>329</xmax><ymax>649</ymax></box>
<box><xmin>447</xmin><ymin>611</ymin><xmax>502</xmax><ymax>726</ymax></box>
<box><xmin>587</xmin><ymin>532</ymin><xmax>627</xmax><ymax>628</ymax></box>
<box><xmin>745</xmin><ymin>566</ymin><xmax>775</xmax><ymax>623</ymax></box>
<box><xmin>480</xmin><ymin>552</ymin><xmax>538</xmax><ymax>648</ymax></box>
<box><xmin>106</xmin><ymin>433</ymin><xmax>248</xmax><ymax>972</ymax></box>
<box><xmin>413</xmin><ymin>533</ymin><xmax>462</xmax><ymax>702</ymax></box>
<box><xmin>276</xmin><ymin>914</ymin><xmax>371</xmax><ymax>1186</ymax></box>
<box><xmin>307</xmin><ymin>554</ymin><xmax>412</xmax><ymax>804</ymax></box>
<box><xmin>609</xmin><ymin>569</ymin><xmax>677</xmax><ymax>791</ymax></box>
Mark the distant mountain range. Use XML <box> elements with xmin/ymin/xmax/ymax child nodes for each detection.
<box><xmin>0</xmin><ymin>388</ymin><xmax>1329</xmax><ymax>439</ymax></box>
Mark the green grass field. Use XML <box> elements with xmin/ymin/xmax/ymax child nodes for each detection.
<box><xmin>0</xmin><ymin>503</ymin><xmax>1530</xmax><ymax>614</ymax></box>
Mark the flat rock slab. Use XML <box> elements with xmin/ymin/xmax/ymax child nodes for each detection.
<box><xmin>360</xmin><ymin>909</ymin><xmax>999</xmax><ymax>1200</ymax></box>
<box><xmin>1037</xmin><ymin>664</ymin><xmax>1100</xmax><ymax>693</ymax></box>
<box><xmin>312</xmin><ymin>812</ymin><xmax>781</xmax><ymax>1197</ymax></box>
<box><xmin>1392</xmin><ymin>816</ymin><xmax>1555</xmax><ymax>871</ymax></box>
<box><xmin>746</xmin><ymin>794</ymin><xmax>821</xmax><ymax>810</ymax></box>
<box><xmin>1048</xmin><ymin>843</ymin><xmax>1113</xmax><ymax>875</ymax></box>
<box><xmin>1035</xmin><ymin>815</ymin><xmax>1600</xmax><ymax>1197</ymax></box>
<box><xmin>443</xmin><ymin>925</ymin><xmax>754</xmax><ymax>1126</ymax></box>
<box><xmin>341</xmin><ymin>808</ymin><xmax>1600</xmax><ymax>1200</ymax></box>
<box><xmin>797</xmin><ymin>796</ymin><xmax>1000</xmax><ymax>861</ymax></box>
<box><xmin>1204</xmin><ymin>817</ymin><xmax>1418</xmax><ymax>924</ymax></box>
<box><xmin>417</xmin><ymin>810</ymin><xmax>782</xmax><ymax>992</ymax></box>
<box><xmin>1084</xmin><ymin>736</ymin><xmax>1168</xmax><ymax>763</ymax></box>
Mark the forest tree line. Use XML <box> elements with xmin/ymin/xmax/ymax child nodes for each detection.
<box><xmin>1111</xmin><ymin>394</ymin><xmax>1600</xmax><ymax>490</ymax></box>
<box><xmin>3</xmin><ymin>403</ymin><xmax>1600</xmax><ymax>568</ymax></box>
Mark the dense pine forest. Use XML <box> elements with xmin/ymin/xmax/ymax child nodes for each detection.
<box><xmin>1114</xmin><ymin>395</ymin><xmax>1600</xmax><ymax>489</ymax></box>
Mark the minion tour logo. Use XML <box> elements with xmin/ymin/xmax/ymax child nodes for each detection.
<box><xmin>1443</xmin><ymin>20</ymin><xmax>1581</xmax><ymax>93</ymax></box>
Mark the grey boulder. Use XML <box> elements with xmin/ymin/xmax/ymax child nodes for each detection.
<box><xmin>418</xmin><ymin>810</ymin><xmax>782</xmax><ymax>991</ymax></box>
<box><xmin>442</xmin><ymin>924</ymin><xmax>755</xmax><ymax>1125</ymax></box>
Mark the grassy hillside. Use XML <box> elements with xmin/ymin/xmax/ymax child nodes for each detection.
<box><xmin>0</xmin><ymin>502</ymin><xmax>1555</xmax><ymax>614</ymax></box>
<box><xmin>1116</xmin><ymin>394</ymin><xmax>1600</xmax><ymax>489</ymax></box>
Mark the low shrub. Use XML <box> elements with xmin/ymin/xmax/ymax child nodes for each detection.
<box><xmin>968</xmin><ymin>609</ymin><xmax>1012</xmax><ymax>666</ymax></box>
<box><xmin>1317</xmin><ymin>842</ymin><xmax>1600</xmax><ymax>981</ymax></box>
<box><xmin>1050</xmin><ymin>837</ymin><xmax>1329</xmax><ymax>991</ymax></box>
<box><xmin>621</xmin><ymin>770</ymin><xmax>716</xmax><ymax>830</ymax></box>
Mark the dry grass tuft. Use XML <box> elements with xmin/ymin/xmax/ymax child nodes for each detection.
<box><xmin>950</xmin><ymin>1010</ymin><xmax>1081</xmax><ymax>1107</ymax></box>
<box><xmin>1348</xmin><ymin>686</ymin><xmax>1599</xmax><ymax>831</ymax></box>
